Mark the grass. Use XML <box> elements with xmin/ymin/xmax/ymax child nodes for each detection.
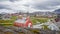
<box><xmin>0</xmin><ymin>16</ymin><xmax>17</xmax><ymax>27</ymax></box>
<box><xmin>31</xmin><ymin>17</ymin><xmax>49</xmax><ymax>24</ymax></box>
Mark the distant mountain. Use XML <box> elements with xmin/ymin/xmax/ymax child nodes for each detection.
<box><xmin>33</xmin><ymin>11</ymin><xmax>55</xmax><ymax>16</ymax></box>
<box><xmin>54</xmin><ymin>9</ymin><xmax>60</xmax><ymax>15</ymax></box>
<box><xmin>0</xmin><ymin>12</ymin><xmax>7</xmax><ymax>14</ymax></box>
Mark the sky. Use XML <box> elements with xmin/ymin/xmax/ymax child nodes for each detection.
<box><xmin>0</xmin><ymin>0</ymin><xmax>60</xmax><ymax>13</ymax></box>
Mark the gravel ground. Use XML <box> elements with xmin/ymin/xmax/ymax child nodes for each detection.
<box><xmin>0</xmin><ymin>26</ymin><xmax>60</xmax><ymax>34</ymax></box>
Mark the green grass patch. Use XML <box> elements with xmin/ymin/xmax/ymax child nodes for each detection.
<box><xmin>0</xmin><ymin>16</ymin><xmax>17</xmax><ymax>27</ymax></box>
<box><xmin>31</xmin><ymin>17</ymin><xmax>49</xmax><ymax>24</ymax></box>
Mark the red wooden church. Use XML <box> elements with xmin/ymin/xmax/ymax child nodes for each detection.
<box><xmin>14</xmin><ymin>16</ymin><xmax>32</xmax><ymax>28</ymax></box>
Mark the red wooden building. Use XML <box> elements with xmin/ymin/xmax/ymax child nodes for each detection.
<box><xmin>14</xmin><ymin>16</ymin><xmax>32</xmax><ymax>28</ymax></box>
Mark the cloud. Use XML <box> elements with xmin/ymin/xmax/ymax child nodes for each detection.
<box><xmin>0</xmin><ymin>9</ymin><xmax>16</xmax><ymax>14</ymax></box>
<box><xmin>0</xmin><ymin>0</ymin><xmax>60</xmax><ymax>13</ymax></box>
<box><xmin>30</xmin><ymin>0</ymin><xmax>60</xmax><ymax>10</ymax></box>
<box><xmin>0</xmin><ymin>0</ymin><xmax>31</xmax><ymax>12</ymax></box>
<box><xmin>0</xmin><ymin>0</ymin><xmax>20</xmax><ymax>2</ymax></box>
<box><xmin>9</xmin><ymin>0</ymin><xmax>19</xmax><ymax>2</ymax></box>
<box><xmin>0</xmin><ymin>4</ymin><xmax>8</xmax><ymax>9</ymax></box>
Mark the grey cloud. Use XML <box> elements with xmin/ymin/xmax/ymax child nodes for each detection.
<box><xmin>23</xmin><ymin>4</ymin><xmax>30</xmax><ymax>7</ymax></box>
<box><xmin>0</xmin><ymin>0</ymin><xmax>7</xmax><ymax>1</ymax></box>
<box><xmin>0</xmin><ymin>4</ymin><xmax>8</xmax><ymax>9</ymax></box>
<box><xmin>0</xmin><ymin>4</ymin><xmax>12</xmax><ymax>10</ymax></box>
<box><xmin>9</xmin><ymin>0</ymin><xmax>21</xmax><ymax>2</ymax></box>
<box><xmin>0</xmin><ymin>0</ymin><xmax>21</xmax><ymax>2</ymax></box>
<box><xmin>31</xmin><ymin>0</ymin><xmax>60</xmax><ymax>10</ymax></box>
